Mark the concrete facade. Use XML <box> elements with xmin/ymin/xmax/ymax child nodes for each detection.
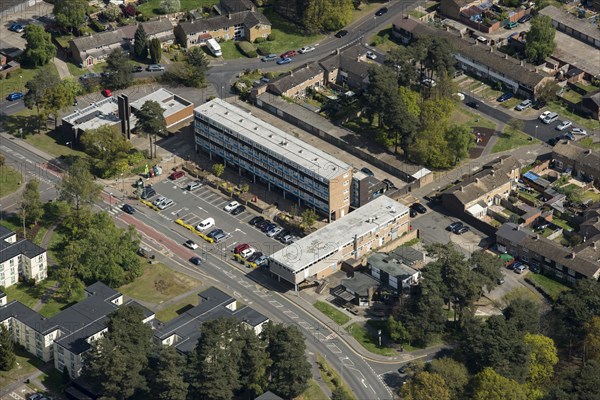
<box><xmin>0</xmin><ymin>226</ymin><xmax>47</xmax><ymax>288</ymax></box>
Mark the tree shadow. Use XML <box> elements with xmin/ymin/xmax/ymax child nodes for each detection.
<box><xmin>0</xmin><ymin>113</ymin><xmax>39</xmax><ymax>138</ymax></box>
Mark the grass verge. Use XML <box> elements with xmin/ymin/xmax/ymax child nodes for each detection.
<box><xmin>316</xmin><ymin>354</ymin><xmax>357</xmax><ymax>400</ymax></box>
<box><xmin>526</xmin><ymin>273</ymin><xmax>571</xmax><ymax>302</ymax></box>
<box><xmin>491</xmin><ymin>129</ymin><xmax>536</xmax><ymax>153</ymax></box>
<box><xmin>138</xmin><ymin>0</ymin><xmax>217</xmax><ymax>17</ymax></box>
<box><xmin>295</xmin><ymin>380</ymin><xmax>329</xmax><ymax>400</ymax></box>
<box><xmin>0</xmin><ymin>64</ymin><xmax>58</xmax><ymax>99</ymax></box>
<box><xmin>346</xmin><ymin>323</ymin><xmax>397</xmax><ymax>356</ymax></box>
<box><xmin>314</xmin><ymin>301</ymin><xmax>351</xmax><ymax>326</ymax></box>
<box><xmin>578</xmin><ymin>137</ymin><xmax>600</xmax><ymax>151</ymax></box>
<box><xmin>155</xmin><ymin>293</ymin><xmax>200</xmax><ymax>321</ymax></box>
<box><xmin>219</xmin><ymin>41</ymin><xmax>247</xmax><ymax>60</ymax></box>
<box><xmin>0</xmin><ymin>347</ymin><xmax>45</xmax><ymax>388</ymax></box>
<box><xmin>262</xmin><ymin>9</ymin><xmax>324</xmax><ymax>55</ymax></box>
<box><xmin>452</xmin><ymin>107</ymin><xmax>496</xmax><ymax>130</ymax></box>
<box><xmin>25</xmin><ymin>129</ymin><xmax>86</xmax><ymax>159</ymax></box>
<box><xmin>0</xmin><ymin>166</ymin><xmax>22</xmax><ymax>198</ymax></box>
<box><xmin>4</xmin><ymin>280</ymin><xmax>84</xmax><ymax>318</ymax></box>
<box><xmin>119</xmin><ymin>261</ymin><xmax>201</xmax><ymax>304</ymax></box>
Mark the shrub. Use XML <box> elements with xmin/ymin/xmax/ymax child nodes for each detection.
<box><xmin>236</xmin><ymin>41</ymin><xmax>257</xmax><ymax>58</ymax></box>
<box><xmin>90</xmin><ymin>19</ymin><xmax>105</xmax><ymax>32</ymax></box>
<box><xmin>267</xmin><ymin>34</ymin><xmax>275</xmax><ymax>41</ymax></box>
<box><xmin>127</xmin><ymin>151</ymin><xmax>145</xmax><ymax>166</ymax></box>
<box><xmin>254</xmin><ymin>37</ymin><xmax>266</xmax><ymax>43</ymax></box>
<box><xmin>122</xmin><ymin>4</ymin><xmax>137</xmax><ymax>17</ymax></box>
<box><xmin>257</xmin><ymin>43</ymin><xmax>274</xmax><ymax>56</ymax></box>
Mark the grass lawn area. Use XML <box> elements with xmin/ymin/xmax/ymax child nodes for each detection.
<box><xmin>262</xmin><ymin>9</ymin><xmax>324</xmax><ymax>55</ymax></box>
<box><xmin>314</xmin><ymin>301</ymin><xmax>351</xmax><ymax>326</ymax></box>
<box><xmin>0</xmin><ymin>166</ymin><xmax>22</xmax><ymax>198</ymax></box>
<box><xmin>582</xmin><ymin>190</ymin><xmax>600</xmax><ymax>204</ymax></box>
<box><xmin>500</xmin><ymin>97</ymin><xmax>521</xmax><ymax>109</ymax></box>
<box><xmin>67</xmin><ymin>62</ymin><xmax>89</xmax><ymax>77</ymax></box>
<box><xmin>0</xmin><ymin>63</ymin><xmax>56</xmax><ymax>99</ymax></box>
<box><xmin>32</xmin><ymin>225</ymin><xmax>48</xmax><ymax>246</ymax></box>
<box><xmin>3</xmin><ymin>280</ymin><xmax>82</xmax><ymax>318</ymax></box>
<box><xmin>527</xmin><ymin>273</ymin><xmax>571</xmax><ymax>302</ymax></box>
<box><xmin>25</xmin><ymin>129</ymin><xmax>86</xmax><ymax>159</ymax></box>
<box><xmin>139</xmin><ymin>0</ymin><xmax>217</xmax><ymax>17</ymax></box>
<box><xmin>501</xmin><ymin>286</ymin><xmax>542</xmax><ymax>307</ymax></box>
<box><xmin>547</xmin><ymin>101</ymin><xmax>600</xmax><ymax>131</ymax></box>
<box><xmin>562</xmin><ymin>90</ymin><xmax>583</xmax><ymax>104</ymax></box>
<box><xmin>219</xmin><ymin>41</ymin><xmax>247</xmax><ymax>60</ymax></box>
<box><xmin>155</xmin><ymin>293</ymin><xmax>200</xmax><ymax>322</ymax></box>
<box><xmin>452</xmin><ymin>107</ymin><xmax>496</xmax><ymax>130</ymax></box>
<box><xmin>316</xmin><ymin>354</ymin><xmax>357</xmax><ymax>400</ymax></box>
<box><xmin>578</xmin><ymin>137</ymin><xmax>600</xmax><ymax>151</ymax></box>
<box><xmin>346</xmin><ymin>323</ymin><xmax>397</xmax><ymax>357</ymax></box>
<box><xmin>409</xmin><ymin>10</ymin><xmax>426</xmax><ymax>18</ymax></box>
<box><xmin>0</xmin><ymin>218</ymin><xmax>21</xmax><ymax>233</ymax></box>
<box><xmin>369</xmin><ymin>26</ymin><xmax>396</xmax><ymax>52</ymax></box>
<box><xmin>0</xmin><ymin>347</ymin><xmax>46</xmax><ymax>388</ymax></box>
<box><xmin>39</xmin><ymin>369</ymin><xmax>66</xmax><ymax>394</ymax></box>
<box><xmin>350</xmin><ymin>1</ymin><xmax>380</xmax><ymax>23</ymax></box>
<box><xmin>295</xmin><ymin>380</ymin><xmax>329</xmax><ymax>400</ymax></box>
<box><xmin>551</xmin><ymin>218</ymin><xmax>575</xmax><ymax>231</ymax></box>
<box><xmin>491</xmin><ymin>129</ymin><xmax>536</xmax><ymax>153</ymax></box>
<box><xmin>54</xmin><ymin>33</ymin><xmax>76</xmax><ymax>49</ymax></box>
<box><xmin>119</xmin><ymin>261</ymin><xmax>201</xmax><ymax>305</ymax></box>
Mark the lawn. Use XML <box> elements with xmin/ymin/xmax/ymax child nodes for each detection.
<box><xmin>369</xmin><ymin>26</ymin><xmax>396</xmax><ymax>52</ymax></box>
<box><xmin>452</xmin><ymin>107</ymin><xmax>496</xmax><ymax>130</ymax></box>
<box><xmin>491</xmin><ymin>129</ymin><xmax>536</xmax><ymax>153</ymax></box>
<box><xmin>547</xmin><ymin>101</ymin><xmax>600</xmax><ymax>131</ymax></box>
<box><xmin>0</xmin><ymin>347</ymin><xmax>46</xmax><ymax>389</ymax></box>
<box><xmin>561</xmin><ymin>90</ymin><xmax>583</xmax><ymax>104</ymax></box>
<box><xmin>119</xmin><ymin>261</ymin><xmax>201</xmax><ymax>305</ymax></box>
<box><xmin>0</xmin><ymin>63</ymin><xmax>57</xmax><ymax>99</ymax></box>
<box><xmin>0</xmin><ymin>166</ymin><xmax>22</xmax><ymax>198</ymax></box>
<box><xmin>346</xmin><ymin>323</ymin><xmax>397</xmax><ymax>356</ymax></box>
<box><xmin>66</xmin><ymin>61</ymin><xmax>89</xmax><ymax>77</ymax></box>
<box><xmin>578</xmin><ymin>137</ymin><xmax>600</xmax><ymax>151</ymax></box>
<box><xmin>316</xmin><ymin>354</ymin><xmax>357</xmax><ymax>400</ymax></box>
<box><xmin>526</xmin><ymin>273</ymin><xmax>571</xmax><ymax>302</ymax></box>
<box><xmin>581</xmin><ymin>190</ymin><xmax>600</xmax><ymax>204</ymax></box>
<box><xmin>295</xmin><ymin>380</ymin><xmax>329</xmax><ymax>400</ymax></box>
<box><xmin>3</xmin><ymin>280</ymin><xmax>82</xmax><ymax>318</ymax></box>
<box><xmin>25</xmin><ymin>129</ymin><xmax>86</xmax><ymax>159</ymax></box>
<box><xmin>139</xmin><ymin>0</ymin><xmax>218</xmax><ymax>17</ymax></box>
<box><xmin>499</xmin><ymin>97</ymin><xmax>521</xmax><ymax>110</ymax></box>
<box><xmin>314</xmin><ymin>301</ymin><xmax>351</xmax><ymax>326</ymax></box>
<box><xmin>262</xmin><ymin>9</ymin><xmax>324</xmax><ymax>55</ymax></box>
<box><xmin>155</xmin><ymin>293</ymin><xmax>200</xmax><ymax>322</ymax></box>
<box><xmin>501</xmin><ymin>286</ymin><xmax>542</xmax><ymax>307</ymax></box>
<box><xmin>219</xmin><ymin>41</ymin><xmax>247</xmax><ymax>60</ymax></box>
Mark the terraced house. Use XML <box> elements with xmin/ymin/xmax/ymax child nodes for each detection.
<box><xmin>0</xmin><ymin>226</ymin><xmax>47</xmax><ymax>288</ymax></box>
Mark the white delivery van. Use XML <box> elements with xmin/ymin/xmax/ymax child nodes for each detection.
<box><xmin>206</xmin><ymin>39</ymin><xmax>222</xmax><ymax>57</ymax></box>
<box><xmin>196</xmin><ymin>218</ymin><xmax>215</xmax><ymax>231</ymax></box>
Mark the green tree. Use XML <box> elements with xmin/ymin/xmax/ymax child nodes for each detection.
<box><xmin>159</xmin><ymin>0</ymin><xmax>180</xmax><ymax>13</ymax></box>
<box><xmin>24</xmin><ymin>68</ymin><xmax>60</xmax><ymax>132</ymax></box>
<box><xmin>239</xmin><ymin>328</ymin><xmax>271</xmax><ymax>398</ymax></box>
<box><xmin>471</xmin><ymin>368</ymin><xmax>529</xmax><ymax>400</ymax></box>
<box><xmin>211</xmin><ymin>163</ymin><xmax>225</xmax><ymax>178</ymax></box>
<box><xmin>135</xmin><ymin>100</ymin><xmax>167</xmax><ymax>159</ymax></box>
<box><xmin>22</xmin><ymin>24</ymin><xmax>56</xmax><ymax>67</ymax></box>
<box><xmin>400</xmin><ymin>371</ymin><xmax>450</xmax><ymax>400</ymax></box>
<box><xmin>554</xmin><ymin>279</ymin><xmax>600</xmax><ymax>339</ymax></box>
<box><xmin>573</xmin><ymin>360</ymin><xmax>600</xmax><ymax>400</ymax></box>
<box><xmin>103</xmin><ymin>48</ymin><xmax>133</xmax><ymax>90</ymax></box>
<box><xmin>19</xmin><ymin>179</ymin><xmax>44</xmax><ymax>227</ymax></box>
<box><xmin>446</xmin><ymin>124</ymin><xmax>474</xmax><ymax>165</ymax></box>
<box><xmin>585</xmin><ymin>316</ymin><xmax>600</xmax><ymax>361</ymax></box>
<box><xmin>386</xmin><ymin>316</ymin><xmax>411</xmax><ymax>344</ymax></box>
<box><xmin>470</xmin><ymin>250</ymin><xmax>503</xmax><ymax>294</ymax></box>
<box><xmin>264</xmin><ymin>323</ymin><xmax>311</xmax><ymax>399</ymax></box>
<box><xmin>134</xmin><ymin>25</ymin><xmax>149</xmax><ymax>60</ymax></box>
<box><xmin>387</xmin><ymin>92</ymin><xmax>419</xmax><ymax>154</ymax></box>
<box><xmin>0</xmin><ymin>325</ymin><xmax>16</xmax><ymax>371</ymax></box>
<box><xmin>149</xmin><ymin>38</ymin><xmax>162</xmax><ymax>64</ymax></box>
<box><xmin>418</xmin><ymin>37</ymin><xmax>456</xmax><ymax>87</ymax></box>
<box><xmin>525</xmin><ymin>16</ymin><xmax>556</xmax><ymax>64</ymax></box>
<box><xmin>363</xmin><ymin>66</ymin><xmax>399</xmax><ymax>129</ymax></box>
<box><xmin>303</xmin><ymin>0</ymin><xmax>353</xmax><ymax>32</ymax></box>
<box><xmin>503</xmin><ymin>298</ymin><xmax>540</xmax><ymax>334</ymax></box>
<box><xmin>524</xmin><ymin>333</ymin><xmax>558</xmax><ymax>391</ymax></box>
<box><xmin>147</xmin><ymin>346</ymin><xmax>188</xmax><ymax>400</ymax></box>
<box><xmin>385</xmin><ymin>47</ymin><xmax>418</xmax><ymax>86</ymax></box>
<box><xmin>301</xmin><ymin>208</ymin><xmax>318</xmax><ymax>228</ymax></box>
<box><xmin>54</xmin><ymin>0</ymin><xmax>87</xmax><ymax>32</ymax></box>
<box><xmin>81</xmin><ymin>125</ymin><xmax>133</xmax><ymax>178</ymax></box>
<box><xmin>331</xmin><ymin>386</ymin><xmax>352</xmax><ymax>400</ymax></box>
<box><xmin>426</xmin><ymin>358</ymin><xmax>469</xmax><ymax>399</ymax></box>
<box><xmin>536</xmin><ymin>80</ymin><xmax>560</xmax><ymax>104</ymax></box>
<box><xmin>83</xmin><ymin>306</ymin><xmax>154</xmax><ymax>399</ymax></box>
<box><xmin>101</xmin><ymin>4</ymin><xmax>122</xmax><ymax>21</ymax></box>
<box><xmin>42</xmin><ymin>79</ymin><xmax>79</xmax><ymax>128</ymax></box>
<box><xmin>408</xmin><ymin>98</ymin><xmax>455</xmax><ymax>168</ymax></box>
<box><xmin>162</xmin><ymin>47</ymin><xmax>210</xmax><ymax>88</ymax></box>
<box><xmin>58</xmin><ymin>158</ymin><xmax>102</xmax><ymax>211</ymax></box>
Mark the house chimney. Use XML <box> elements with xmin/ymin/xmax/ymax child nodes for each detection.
<box><xmin>520</xmin><ymin>60</ymin><xmax>525</xmax><ymax>66</ymax></box>
<box><xmin>505</xmin><ymin>54</ymin><xmax>508</xmax><ymax>59</ymax></box>
<box><xmin>571</xmin><ymin>251</ymin><xmax>576</xmax><ymax>259</ymax></box>
<box><xmin>593</xmin><ymin>242</ymin><xmax>597</xmax><ymax>250</ymax></box>
<box><xmin>489</xmin><ymin>47</ymin><xmax>493</xmax><ymax>53</ymax></box>
<box><xmin>585</xmin><ymin>149</ymin><xmax>592</xmax><ymax>154</ymax></box>
<box><xmin>475</xmin><ymin>178</ymin><xmax>480</xmax><ymax>183</ymax></box>
<box><xmin>535</xmin><ymin>234</ymin><xmax>540</xmax><ymax>240</ymax></box>
<box><xmin>228</xmin><ymin>13</ymin><xmax>232</xmax><ymax>19</ymax></box>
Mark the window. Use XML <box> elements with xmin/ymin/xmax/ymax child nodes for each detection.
<box><xmin>343</xmin><ymin>180</ymin><xmax>349</xmax><ymax>186</ymax></box>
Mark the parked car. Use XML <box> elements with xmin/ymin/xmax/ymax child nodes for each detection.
<box><xmin>249</xmin><ymin>216</ymin><xmax>265</xmax><ymax>226</ymax></box>
<box><xmin>224</xmin><ymin>201</ymin><xmax>240</xmax><ymax>212</ymax></box>
<box><xmin>9</xmin><ymin>24</ymin><xmax>25</xmax><ymax>33</ymax></box>
<box><xmin>515</xmin><ymin>99</ymin><xmax>532</xmax><ymax>111</ymax></box>
<box><xmin>447</xmin><ymin>222</ymin><xmax>463</xmax><ymax>231</ymax></box>
<box><xmin>539</xmin><ymin>111</ymin><xmax>552</xmax><ymax>121</ymax></box>
<box><xmin>280</xmin><ymin>235</ymin><xmax>295</xmax><ymax>244</ymax></box>
<box><xmin>157</xmin><ymin>199</ymin><xmax>174</xmax><ymax>210</ymax></box>
<box><xmin>277</xmin><ymin>57</ymin><xmax>292</xmax><ymax>65</ymax></box>
<box><xmin>454</xmin><ymin>226</ymin><xmax>470</xmax><ymax>235</ymax></box>
<box><xmin>184</xmin><ymin>240</ymin><xmax>198</xmax><ymax>250</ymax></box>
<box><xmin>101</xmin><ymin>89</ymin><xmax>113</xmax><ymax>97</ymax></box>
<box><xmin>280</xmin><ymin>50</ymin><xmax>297</xmax><ymax>58</ymax></box>
<box><xmin>152</xmin><ymin>196</ymin><xmax>166</xmax><ymax>207</ymax></box>
<box><xmin>190</xmin><ymin>256</ymin><xmax>202</xmax><ymax>266</ymax></box>
<box><xmin>518</xmin><ymin>14</ymin><xmax>532</xmax><ymax>23</ymax></box>
<box><xmin>247</xmin><ymin>252</ymin><xmax>263</xmax><ymax>263</ymax></box>
<box><xmin>213</xmin><ymin>231</ymin><xmax>227</xmax><ymax>242</ymax></box>
<box><xmin>467</xmin><ymin>101</ymin><xmax>479</xmax><ymax>109</ymax></box>
<box><xmin>261</xmin><ymin>54</ymin><xmax>278</xmax><ymax>62</ymax></box>
<box><xmin>556</xmin><ymin>120</ymin><xmax>572</xmax><ymax>131</ymax></box>
<box><xmin>409</xmin><ymin>208</ymin><xmax>418</xmax><ymax>218</ymax></box>
<box><xmin>263</xmin><ymin>223</ymin><xmax>277</xmax><ymax>233</ymax></box>
<box><xmin>231</xmin><ymin>205</ymin><xmax>246</xmax><ymax>215</ymax></box>
<box><xmin>505</xmin><ymin>21</ymin><xmax>518</xmax><ymax>29</ymax></box>
<box><xmin>299</xmin><ymin>46</ymin><xmax>315</xmax><ymax>54</ymax></box>
<box><xmin>147</xmin><ymin>64</ymin><xmax>165</xmax><ymax>72</ymax></box>
<box><xmin>169</xmin><ymin>170</ymin><xmax>185</xmax><ymax>180</ymax></box>
<box><xmin>186</xmin><ymin>180</ymin><xmax>202</xmax><ymax>191</ymax></box>
<box><xmin>515</xmin><ymin>264</ymin><xmax>528</xmax><ymax>274</ymax></box>
<box><xmin>256</xmin><ymin>219</ymin><xmax>271</xmax><ymax>230</ymax></box>
<box><xmin>570</xmin><ymin>128</ymin><xmax>587</xmax><ymax>136</ymax></box>
<box><xmin>240</xmin><ymin>247</ymin><xmax>255</xmax><ymax>258</ymax></box>
<box><xmin>509</xmin><ymin>261</ymin><xmax>522</xmax><ymax>271</ymax></box>
<box><xmin>383</xmin><ymin>178</ymin><xmax>396</xmax><ymax>190</ymax></box>
<box><xmin>276</xmin><ymin>229</ymin><xmax>291</xmax><ymax>240</ymax></box>
<box><xmin>207</xmin><ymin>229</ymin><xmax>224</xmax><ymax>239</ymax></box>
<box><xmin>267</xmin><ymin>226</ymin><xmax>283</xmax><ymax>237</ymax></box>
<box><xmin>335</xmin><ymin>30</ymin><xmax>348</xmax><ymax>38</ymax></box>
<box><xmin>234</xmin><ymin>243</ymin><xmax>250</xmax><ymax>254</ymax></box>
<box><xmin>255</xmin><ymin>255</ymin><xmax>269</xmax><ymax>266</ymax></box>
<box><xmin>122</xmin><ymin>204</ymin><xmax>136</xmax><ymax>214</ymax></box>
<box><xmin>496</xmin><ymin>92</ymin><xmax>513</xmax><ymax>102</ymax></box>
<box><xmin>543</xmin><ymin>112</ymin><xmax>559</xmax><ymax>124</ymax></box>
<box><xmin>410</xmin><ymin>203</ymin><xmax>427</xmax><ymax>214</ymax></box>
<box><xmin>532</xmin><ymin>100</ymin><xmax>545</xmax><ymax>110</ymax></box>
<box><xmin>561</xmin><ymin>132</ymin><xmax>575</xmax><ymax>141</ymax></box>
<box><xmin>361</xmin><ymin>167</ymin><xmax>375</xmax><ymax>176</ymax></box>
<box><xmin>7</xmin><ymin>92</ymin><xmax>24</xmax><ymax>101</ymax></box>
<box><xmin>141</xmin><ymin>186</ymin><xmax>156</xmax><ymax>199</ymax></box>
<box><xmin>196</xmin><ymin>217</ymin><xmax>215</xmax><ymax>231</ymax></box>
<box><xmin>366</xmin><ymin>51</ymin><xmax>377</xmax><ymax>60</ymax></box>
<box><xmin>421</xmin><ymin>78</ymin><xmax>436</xmax><ymax>87</ymax></box>
<box><xmin>132</xmin><ymin>65</ymin><xmax>143</xmax><ymax>73</ymax></box>
<box><xmin>375</xmin><ymin>7</ymin><xmax>388</xmax><ymax>16</ymax></box>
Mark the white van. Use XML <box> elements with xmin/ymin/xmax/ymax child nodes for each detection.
<box><xmin>196</xmin><ymin>218</ymin><xmax>215</xmax><ymax>231</ymax></box>
<box><xmin>206</xmin><ymin>39</ymin><xmax>222</xmax><ymax>57</ymax></box>
<box><xmin>543</xmin><ymin>112</ymin><xmax>559</xmax><ymax>124</ymax></box>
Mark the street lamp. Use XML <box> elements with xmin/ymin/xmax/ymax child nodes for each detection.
<box><xmin>109</xmin><ymin>193</ymin><xmax>113</xmax><ymax>211</ymax></box>
<box><xmin>535</xmin><ymin>125</ymin><xmax>538</xmax><ymax>140</ymax></box>
<box><xmin>19</xmin><ymin>75</ymin><xmax>22</xmax><ymax>92</ymax></box>
<box><xmin>121</xmin><ymin>173</ymin><xmax>125</xmax><ymax>192</ymax></box>
<box><xmin>378</xmin><ymin>329</ymin><xmax>382</xmax><ymax>347</ymax></box>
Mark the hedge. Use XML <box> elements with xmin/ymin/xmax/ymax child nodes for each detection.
<box><xmin>175</xmin><ymin>219</ymin><xmax>215</xmax><ymax>244</ymax></box>
<box><xmin>257</xmin><ymin>43</ymin><xmax>275</xmax><ymax>56</ymax></box>
<box><xmin>236</xmin><ymin>41</ymin><xmax>257</xmax><ymax>58</ymax></box>
<box><xmin>140</xmin><ymin>199</ymin><xmax>160</xmax><ymax>211</ymax></box>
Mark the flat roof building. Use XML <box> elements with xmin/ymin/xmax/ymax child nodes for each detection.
<box><xmin>269</xmin><ymin>196</ymin><xmax>411</xmax><ymax>288</ymax></box>
<box><xmin>130</xmin><ymin>88</ymin><xmax>194</xmax><ymax>128</ymax></box>
<box><xmin>194</xmin><ymin>98</ymin><xmax>353</xmax><ymax>220</ymax></box>
<box><xmin>539</xmin><ymin>6</ymin><xmax>600</xmax><ymax>49</ymax></box>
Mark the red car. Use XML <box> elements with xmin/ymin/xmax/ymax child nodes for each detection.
<box><xmin>280</xmin><ymin>50</ymin><xmax>297</xmax><ymax>58</ymax></box>
<box><xmin>101</xmin><ymin>89</ymin><xmax>113</xmax><ymax>97</ymax></box>
<box><xmin>169</xmin><ymin>170</ymin><xmax>185</xmax><ymax>180</ymax></box>
<box><xmin>234</xmin><ymin>243</ymin><xmax>250</xmax><ymax>254</ymax></box>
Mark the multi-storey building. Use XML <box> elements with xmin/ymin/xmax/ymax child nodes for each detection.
<box><xmin>194</xmin><ymin>98</ymin><xmax>353</xmax><ymax>220</ymax></box>
<box><xmin>269</xmin><ymin>196</ymin><xmax>411</xmax><ymax>289</ymax></box>
<box><xmin>0</xmin><ymin>226</ymin><xmax>47</xmax><ymax>287</ymax></box>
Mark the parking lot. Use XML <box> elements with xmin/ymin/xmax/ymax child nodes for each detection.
<box><xmin>132</xmin><ymin>176</ymin><xmax>286</xmax><ymax>258</ymax></box>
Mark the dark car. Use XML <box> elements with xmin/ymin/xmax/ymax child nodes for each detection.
<box><xmin>518</xmin><ymin>14</ymin><xmax>532</xmax><ymax>23</ymax></box>
<box><xmin>496</xmin><ymin>92</ymin><xmax>514</xmax><ymax>102</ymax></box>
<box><xmin>7</xmin><ymin>92</ymin><xmax>24</xmax><ymax>101</ymax></box>
<box><xmin>447</xmin><ymin>222</ymin><xmax>463</xmax><ymax>231</ymax></box>
<box><xmin>360</xmin><ymin>167</ymin><xmax>375</xmax><ymax>177</ymax></box>
<box><xmin>335</xmin><ymin>30</ymin><xmax>348</xmax><ymax>38</ymax></box>
<box><xmin>249</xmin><ymin>216</ymin><xmax>264</xmax><ymax>226</ymax></box>
<box><xmin>466</xmin><ymin>101</ymin><xmax>479</xmax><ymax>109</ymax></box>
<box><xmin>532</xmin><ymin>100</ymin><xmax>546</xmax><ymax>110</ymax></box>
<box><xmin>256</xmin><ymin>219</ymin><xmax>271</xmax><ymax>230</ymax></box>
<box><xmin>263</xmin><ymin>223</ymin><xmax>277</xmax><ymax>233</ymax></box>
<box><xmin>122</xmin><ymin>204</ymin><xmax>136</xmax><ymax>214</ymax></box>
<box><xmin>190</xmin><ymin>256</ymin><xmax>202</xmax><ymax>266</ymax></box>
<box><xmin>410</xmin><ymin>203</ymin><xmax>427</xmax><ymax>214</ymax></box>
<box><xmin>247</xmin><ymin>252</ymin><xmax>263</xmax><ymax>263</ymax></box>
<box><xmin>375</xmin><ymin>7</ymin><xmax>388</xmax><ymax>16</ymax></box>
<box><xmin>207</xmin><ymin>229</ymin><xmax>224</xmax><ymax>239</ymax></box>
<box><xmin>276</xmin><ymin>229</ymin><xmax>290</xmax><ymax>240</ymax></box>
<box><xmin>231</xmin><ymin>205</ymin><xmax>246</xmax><ymax>215</ymax></box>
<box><xmin>383</xmin><ymin>179</ymin><xmax>396</xmax><ymax>190</ymax></box>
<box><xmin>547</xmin><ymin>138</ymin><xmax>558</xmax><ymax>146</ymax></box>
<box><xmin>140</xmin><ymin>186</ymin><xmax>156</xmax><ymax>199</ymax></box>
<box><xmin>409</xmin><ymin>208</ymin><xmax>418</xmax><ymax>218</ymax></box>
<box><xmin>454</xmin><ymin>226</ymin><xmax>470</xmax><ymax>235</ymax></box>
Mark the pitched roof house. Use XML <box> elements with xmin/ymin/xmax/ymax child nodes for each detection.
<box><xmin>69</xmin><ymin>28</ymin><xmax>133</xmax><ymax>66</ymax></box>
<box><xmin>552</xmin><ymin>141</ymin><xmax>600</xmax><ymax>185</ymax></box>
<box><xmin>141</xmin><ymin>18</ymin><xmax>175</xmax><ymax>47</ymax></box>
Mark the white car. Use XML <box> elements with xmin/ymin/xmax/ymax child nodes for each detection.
<box><xmin>299</xmin><ymin>46</ymin><xmax>315</xmax><ymax>54</ymax></box>
<box><xmin>224</xmin><ymin>201</ymin><xmax>240</xmax><ymax>212</ymax></box>
<box><xmin>366</xmin><ymin>51</ymin><xmax>377</xmax><ymax>60</ymax></box>
<box><xmin>515</xmin><ymin>99</ymin><xmax>532</xmax><ymax>111</ymax></box>
<box><xmin>186</xmin><ymin>181</ymin><xmax>202</xmax><ymax>191</ymax></box>
<box><xmin>240</xmin><ymin>247</ymin><xmax>256</xmax><ymax>258</ymax></box>
<box><xmin>538</xmin><ymin>111</ymin><xmax>551</xmax><ymax>121</ymax></box>
<box><xmin>152</xmin><ymin>196</ymin><xmax>166</xmax><ymax>207</ymax></box>
<box><xmin>556</xmin><ymin>120</ymin><xmax>572</xmax><ymax>131</ymax></box>
<box><xmin>158</xmin><ymin>199</ymin><xmax>174</xmax><ymax>210</ymax></box>
<box><xmin>570</xmin><ymin>128</ymin><xmax>587</xmax><ymax>136</ymax></box>
<box><xmin>184</xmin><ymin>240</ymin><xmax>198</xmax><ymax>250</ymax></box>
<box><xmin>267</xmin><ymin>226</ymin><xmax>283</xmax><ymax>237</ymax></box>
<box><xmin>422</xmin><ymin>78</ymin><xmax>436</xmax><ymax>87</ymax></box>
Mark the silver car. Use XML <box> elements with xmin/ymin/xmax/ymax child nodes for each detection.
<box><xmin>147</xmin><ymin>64</ymin><xmax>165</xmax><ymax>72</ymax></box>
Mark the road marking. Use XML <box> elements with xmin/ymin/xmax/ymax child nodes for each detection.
<box><xmin>253</xmin><ymin>290</ymin><xmax>269</xmax><ymax>298</ymax></box>
<box><xmin>226</xmin><ymin>241</ymin><xmax>238</xmax><ymax>249</ymax></box>
<box><xmin>269</xmin><ymin>300</ymin><xmax>283</xmax><ymax>308</ymax></box>
<box><xmin>284</xmin><ymin>310</ymin><xmax>298</xmax><ymax>319</ymax></box>
<box><xmin>238</xmin><ymin>280</ymin><xmax>251</xmax><ymax>288</ymax></box>
<box><xmin>234</xmin><ymin>228</ymin><xmax>246</xmax><ymax>235</ymax></box>
<box><xmin>299</xmin><ymin>321</ymin><xmax>312</xmax><ymax>329</ymax></box>
<box><xmin>326</xmin><ymin>344</ymin><xmax>342</xmax><ymax>353</ymax></box>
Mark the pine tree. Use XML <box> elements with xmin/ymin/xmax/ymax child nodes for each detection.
<box><xmin>147</xmin><ymin>346</ymin><xmax>188</xmax><ymax>400</ymax></box>
<box><xmin>239</xmin><ymin>329</ymin><xmax>271</xmax><ymax>398</ymax></box>
<box><xmin>149</xmin><ymin>38</ymin><xmax>162</xmax><ymax>64</ymax></box>
<box><xmin>20</xmin><ymin>179</ymin><xmax>44</xmax><ymax>227</ymax></box>
<box><xmin>133</xmin><ymin>25</ymin><xmax>148</xmax><ymax>60</ymax></box>
<box><xmin>0</xmin><ymin>325</ymin><xmax>15</xmax><ymax>371</ymax></box>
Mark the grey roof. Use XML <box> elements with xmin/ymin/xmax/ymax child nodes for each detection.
<box><xmin>553</xmin><ymin>142</ymin><xmax>600</xmax><ymax>170</ymax></box>
<box><xmin>0</xmin><ymin>236</ymin><xmax>46</xmax><ymax>264</ymax></box>
<box><xmin>368</xmin><ymin>252</ymin><xmax>419</xmax><ymax>280</ymax></box>
<box><xmin>583</xmin><ymin>89</ymin><xmax>600</xmax><ymax>107</ymax></box>
<box><xmin>319</xmin><ymin>44</ymin><xmax>372</xmax><ymax>82</ymax></box>
<box><xmin>390</xmin><ymin>246</ymin><xmax>425</xmax><ymax>266</ymax></box>
<box><xmin>342</xmin><ymin>273</ymin><xmax>381</xmax><ymax>296</ymax></box>
<box><xmin>141</xmin><ymin>18</ymin><xmax>174</xmax><ymax>36</ymax></box>
<box><xmin>220</xmin><ymin>0</ymin><xmax>254</xmax><ymax>13</ymax></box>
<box><xmin>70</xmin><ymin>29</ymin><xmax>129</xmax><ymax>53</ymax></box>
<box><xmin>178</xmin><ymin>10</ymin><xmax>270</xmax><ymax>36</ymax></box>
<box><xmin>441</xmin><ymin>155</ymin><xmax>520</xmax><ymax>206</ymax></box>
<box><xmin>539</xmin><ymin>6</ymin><xmax>600</xmax><ymax>44</ymax></box>
<box><xmin>268</xmin><ymin>63</ymin><xmax>325</xmax><ymax>95</ymax></box>
<box><xmin>0</xmin><ymin>226</ymin><xmax>13</xmax><ymax>241</ymax></box>
<box><xmin>496</xmin><ymin>222</ymin><xmax>532</xmax><ymax>244</ymax></box>
<box><xmin>393</xmin><ymin>17</ymin><xmax>549</xmax><ymax>88</ymax></box>
<box><xmin>255</xmin><ymin>391</ymin><xmax>285</xmax><ymax>400</ymax></box>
